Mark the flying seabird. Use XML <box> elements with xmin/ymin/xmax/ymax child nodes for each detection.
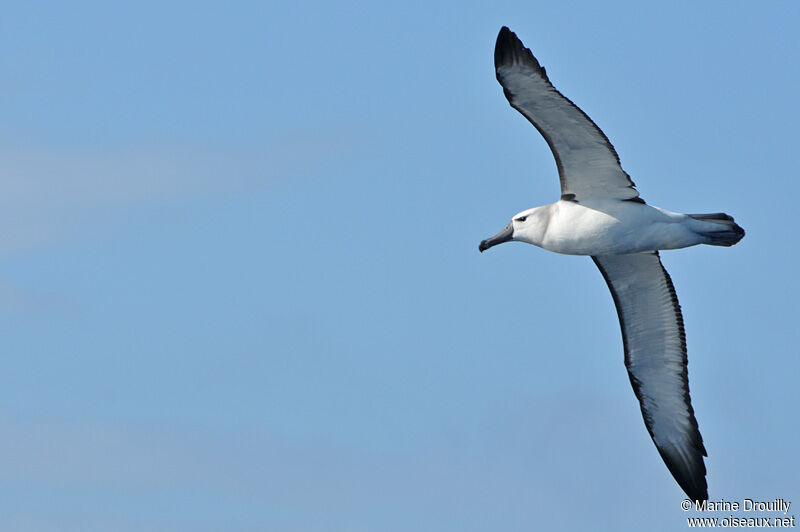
<box><xmin>479</xmin><ymin>27</ymin><xmax>744</xmax><ymax>501</ymax></box>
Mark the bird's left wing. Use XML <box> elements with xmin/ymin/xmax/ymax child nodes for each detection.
<box><xmin>495</xmin><ymin>27</ymin><xmax>641</xmax><ymax>202</ymax></box>
<box><xmin>592</xmin><ymin>252</ymin><xmax>708</xmax><ymax>501</ymax></box>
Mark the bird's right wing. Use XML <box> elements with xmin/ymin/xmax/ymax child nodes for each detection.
<box><xmin>495</xmin><ymin>27</ymin><xmax>641</xmax><ymax>202</ymax></box>
<box><xmin>592</xmin><ymin>252</ymin><xmax>708</xmax><ymax>501</ymax></box>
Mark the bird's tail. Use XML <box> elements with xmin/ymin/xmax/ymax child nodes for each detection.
<box><xmin>689</xmin><ymin>213</ymin><xmax>745</xmax><ymax>247</ymax></box>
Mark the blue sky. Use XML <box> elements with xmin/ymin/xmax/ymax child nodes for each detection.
<box><xmin>1</xmin><ymin>1</ymin><xmax>798</xmax><ymax>530</ymax></box>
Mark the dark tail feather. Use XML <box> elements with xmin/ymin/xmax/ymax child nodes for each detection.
<box><xmin>690</xmin><ymin>213</ymin><xmax>745</xmax><ymax>247</ymax></box>
<box><xmin>688</xmin><ymin>212</ymin><xmax>734</xmax><ymax>222</ymax></box>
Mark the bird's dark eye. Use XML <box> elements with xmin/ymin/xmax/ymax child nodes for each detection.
<box><xmin>516</xmin><ymin>216</ymin><xmax>527</xmax><ymax>222</ymax></box>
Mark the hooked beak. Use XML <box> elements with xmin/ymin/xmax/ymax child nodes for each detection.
<box><xmin>479</xmin><ymin>222</ymin><xmax>514</xmax><ymax>253</ymax></box>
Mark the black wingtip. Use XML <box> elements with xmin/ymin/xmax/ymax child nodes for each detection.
<box><xmin>494</xmin><ymin>26</ymin><xmax>544</xmax><ymax>75</ymax></box>
<box><xmin>684</xmin><ymin>483</ymin><xmax>709</xmax><ymax>503</ymax></box>
<box><xmin>657</xmin><ymin>445</ymin><xmax>709</xmax><ymax>502</ymax></box>
<box><xmin>494</xmin><ymin>27</ymin><xmax>512</xmax><ymax>69</ymax></box>
<box><xmin>679</xmin><ymin>472</ymin><xmax>709</xmax><ymax>503</ymax></box>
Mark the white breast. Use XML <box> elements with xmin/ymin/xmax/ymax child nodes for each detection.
<box><xmin>539</xmin><ymin>200</ymin><xmax>702</xmax><ymax>255</ymax></box>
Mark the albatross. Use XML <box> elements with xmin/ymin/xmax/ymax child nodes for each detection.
<box><xmin>479</xmin><ymin>27</ymin><xmax>744</xmax><ymax>501</ymax></box>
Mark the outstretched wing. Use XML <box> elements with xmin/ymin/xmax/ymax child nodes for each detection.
<box><xmin>495</xmin><ymin>27</ymin><xmax>641</xmax><ymax>203</ymax></box>
<box><xmin>592</xmin><ymin>252</ymin><xmax>708</xmax><ymax>501</ymax></box>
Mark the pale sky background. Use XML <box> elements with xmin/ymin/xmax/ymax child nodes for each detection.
<box><xmin>1</xmin><ymin>1</ymin><xmax>798</xmax><ymax>531</ymax></box>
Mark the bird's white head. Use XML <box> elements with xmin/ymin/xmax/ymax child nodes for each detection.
<box><xmin>478</xmin><ymin>206</ymin><xmax>549</xmax><ymax>252</ymax></box>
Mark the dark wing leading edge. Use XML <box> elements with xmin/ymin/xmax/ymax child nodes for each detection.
<box><xmin>592</xmin><ymin>252</ymin><xmax>708</xmax><ymax>501</ymax></box>
<box><xmin>494</xmin><ymin>27</ymin><xmax>642</xmax><ymax>203</ymax></box>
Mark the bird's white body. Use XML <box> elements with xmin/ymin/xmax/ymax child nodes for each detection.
<box><xmin>513</xmin><ymin>200</ymin><xmax>717</xmax><ymax>256</ymax></box>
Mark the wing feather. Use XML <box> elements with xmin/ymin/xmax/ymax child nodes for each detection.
<box><xmin>592</xmin><ymin>252</ymin><xmax>708</xmax><ymax>501</ymax></box>
<box><xmin>495</xmin><ymin>27</ymin><xmax>641</xmax><ymax>202</ymax></box>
